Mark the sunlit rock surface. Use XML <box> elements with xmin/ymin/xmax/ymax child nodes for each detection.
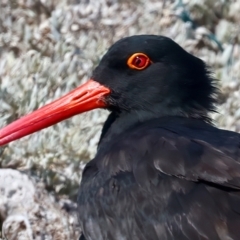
<box><xmin>0</xmin><ymin>169</ymin><xmax>80</xmax><ymax>239</ymax></box>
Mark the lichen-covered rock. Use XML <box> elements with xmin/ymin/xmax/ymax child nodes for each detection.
<box><xmin>0</xmin><ymin>169</ymin><xmax>80</xmax><ymax>239</ymax></box>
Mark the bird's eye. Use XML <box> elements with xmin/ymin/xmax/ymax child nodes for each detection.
<box><xmin>127</xmin><ymin>53</ymin><xmax>151</xmax><ymax>70</ymax></box>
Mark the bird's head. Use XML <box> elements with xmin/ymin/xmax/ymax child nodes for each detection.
<box><xmin>0</xmin><ymin>35</ymin><xmax>217</xmax><ymax>146</ymax></box>
<box><xmin>93</xmin><ymin>35</ymin><xmax>217</xmax><ymax>119</ymax></box>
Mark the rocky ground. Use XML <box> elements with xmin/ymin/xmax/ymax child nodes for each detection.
<box><xmin>0</xmin><ymin>0</ymin><xmax>240</xmax><ymax>239</ymax></box>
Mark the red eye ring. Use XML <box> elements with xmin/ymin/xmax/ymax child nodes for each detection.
<box><xmin>127</xmin><ymin>53</ymin><xmax>151</xmax><ymax>70</ymax></box>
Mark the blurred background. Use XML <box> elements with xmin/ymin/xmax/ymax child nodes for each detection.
<box><xmin>0</xmin><ymin>0</ymin><xmax>240</xmax><ymax>239</ymax></box>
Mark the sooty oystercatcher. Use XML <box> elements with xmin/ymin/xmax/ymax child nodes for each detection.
<box><xmin>1</xmin><ymin>35</ymin><xmax>240</xmax><ymax>240</ymax></box>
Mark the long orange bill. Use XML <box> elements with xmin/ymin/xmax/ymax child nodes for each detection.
<box><xmin>0</xmin><ymin>79</ymin><xmax>110</xmax><ymax>146</ymax></box>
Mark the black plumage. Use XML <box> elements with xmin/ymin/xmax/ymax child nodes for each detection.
<box><xmin>77</xmin><ymin>35</ymin><xmax>240</xmax><ymax>240</ymax></box>
<box><xmin>78</xmin><ymin>116</ymin><xmax>240</xmax><ymax>240</ymax></box>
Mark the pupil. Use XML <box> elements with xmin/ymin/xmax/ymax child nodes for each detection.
<box><xmin>135</xmin><ymin>56</ymin><xmax>144</xmax><ymax>67</ymax></box>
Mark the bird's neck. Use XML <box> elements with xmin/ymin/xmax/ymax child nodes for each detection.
<box><xmin>98</xmin><ymin>111</ymin><xmax>135</xmax><ymax>149</ymax></box>
<box><xmin>97</xmin><ymin>105</ymin><xmax>212</xmax><ymax>152</ymax></box>
<box><xmin>98</xmin><ymin>109</ymin><xmax>164</xmax><ymax>151</ymax></box>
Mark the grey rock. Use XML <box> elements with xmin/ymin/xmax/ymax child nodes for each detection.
<box><xmin>0</xmin><ymin>169</ymin><xmax>80</xmax><ymax>239</ymax></box>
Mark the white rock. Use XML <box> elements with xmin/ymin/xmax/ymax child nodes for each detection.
<box><xmin>0</xmin><ymin>169</ymin><xmax>80</xmax><ymax>239</ymax></box>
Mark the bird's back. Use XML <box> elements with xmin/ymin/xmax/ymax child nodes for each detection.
<box><xmin>78</xmin><ymin>117</ymin><xmax>240</xmax><ymax>240</ymax></box>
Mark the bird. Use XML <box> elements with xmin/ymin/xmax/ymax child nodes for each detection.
<box><xmin>1</xmin><ymin>35</ymin><xmax>240</xmax><ymax>240</ymax></box>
